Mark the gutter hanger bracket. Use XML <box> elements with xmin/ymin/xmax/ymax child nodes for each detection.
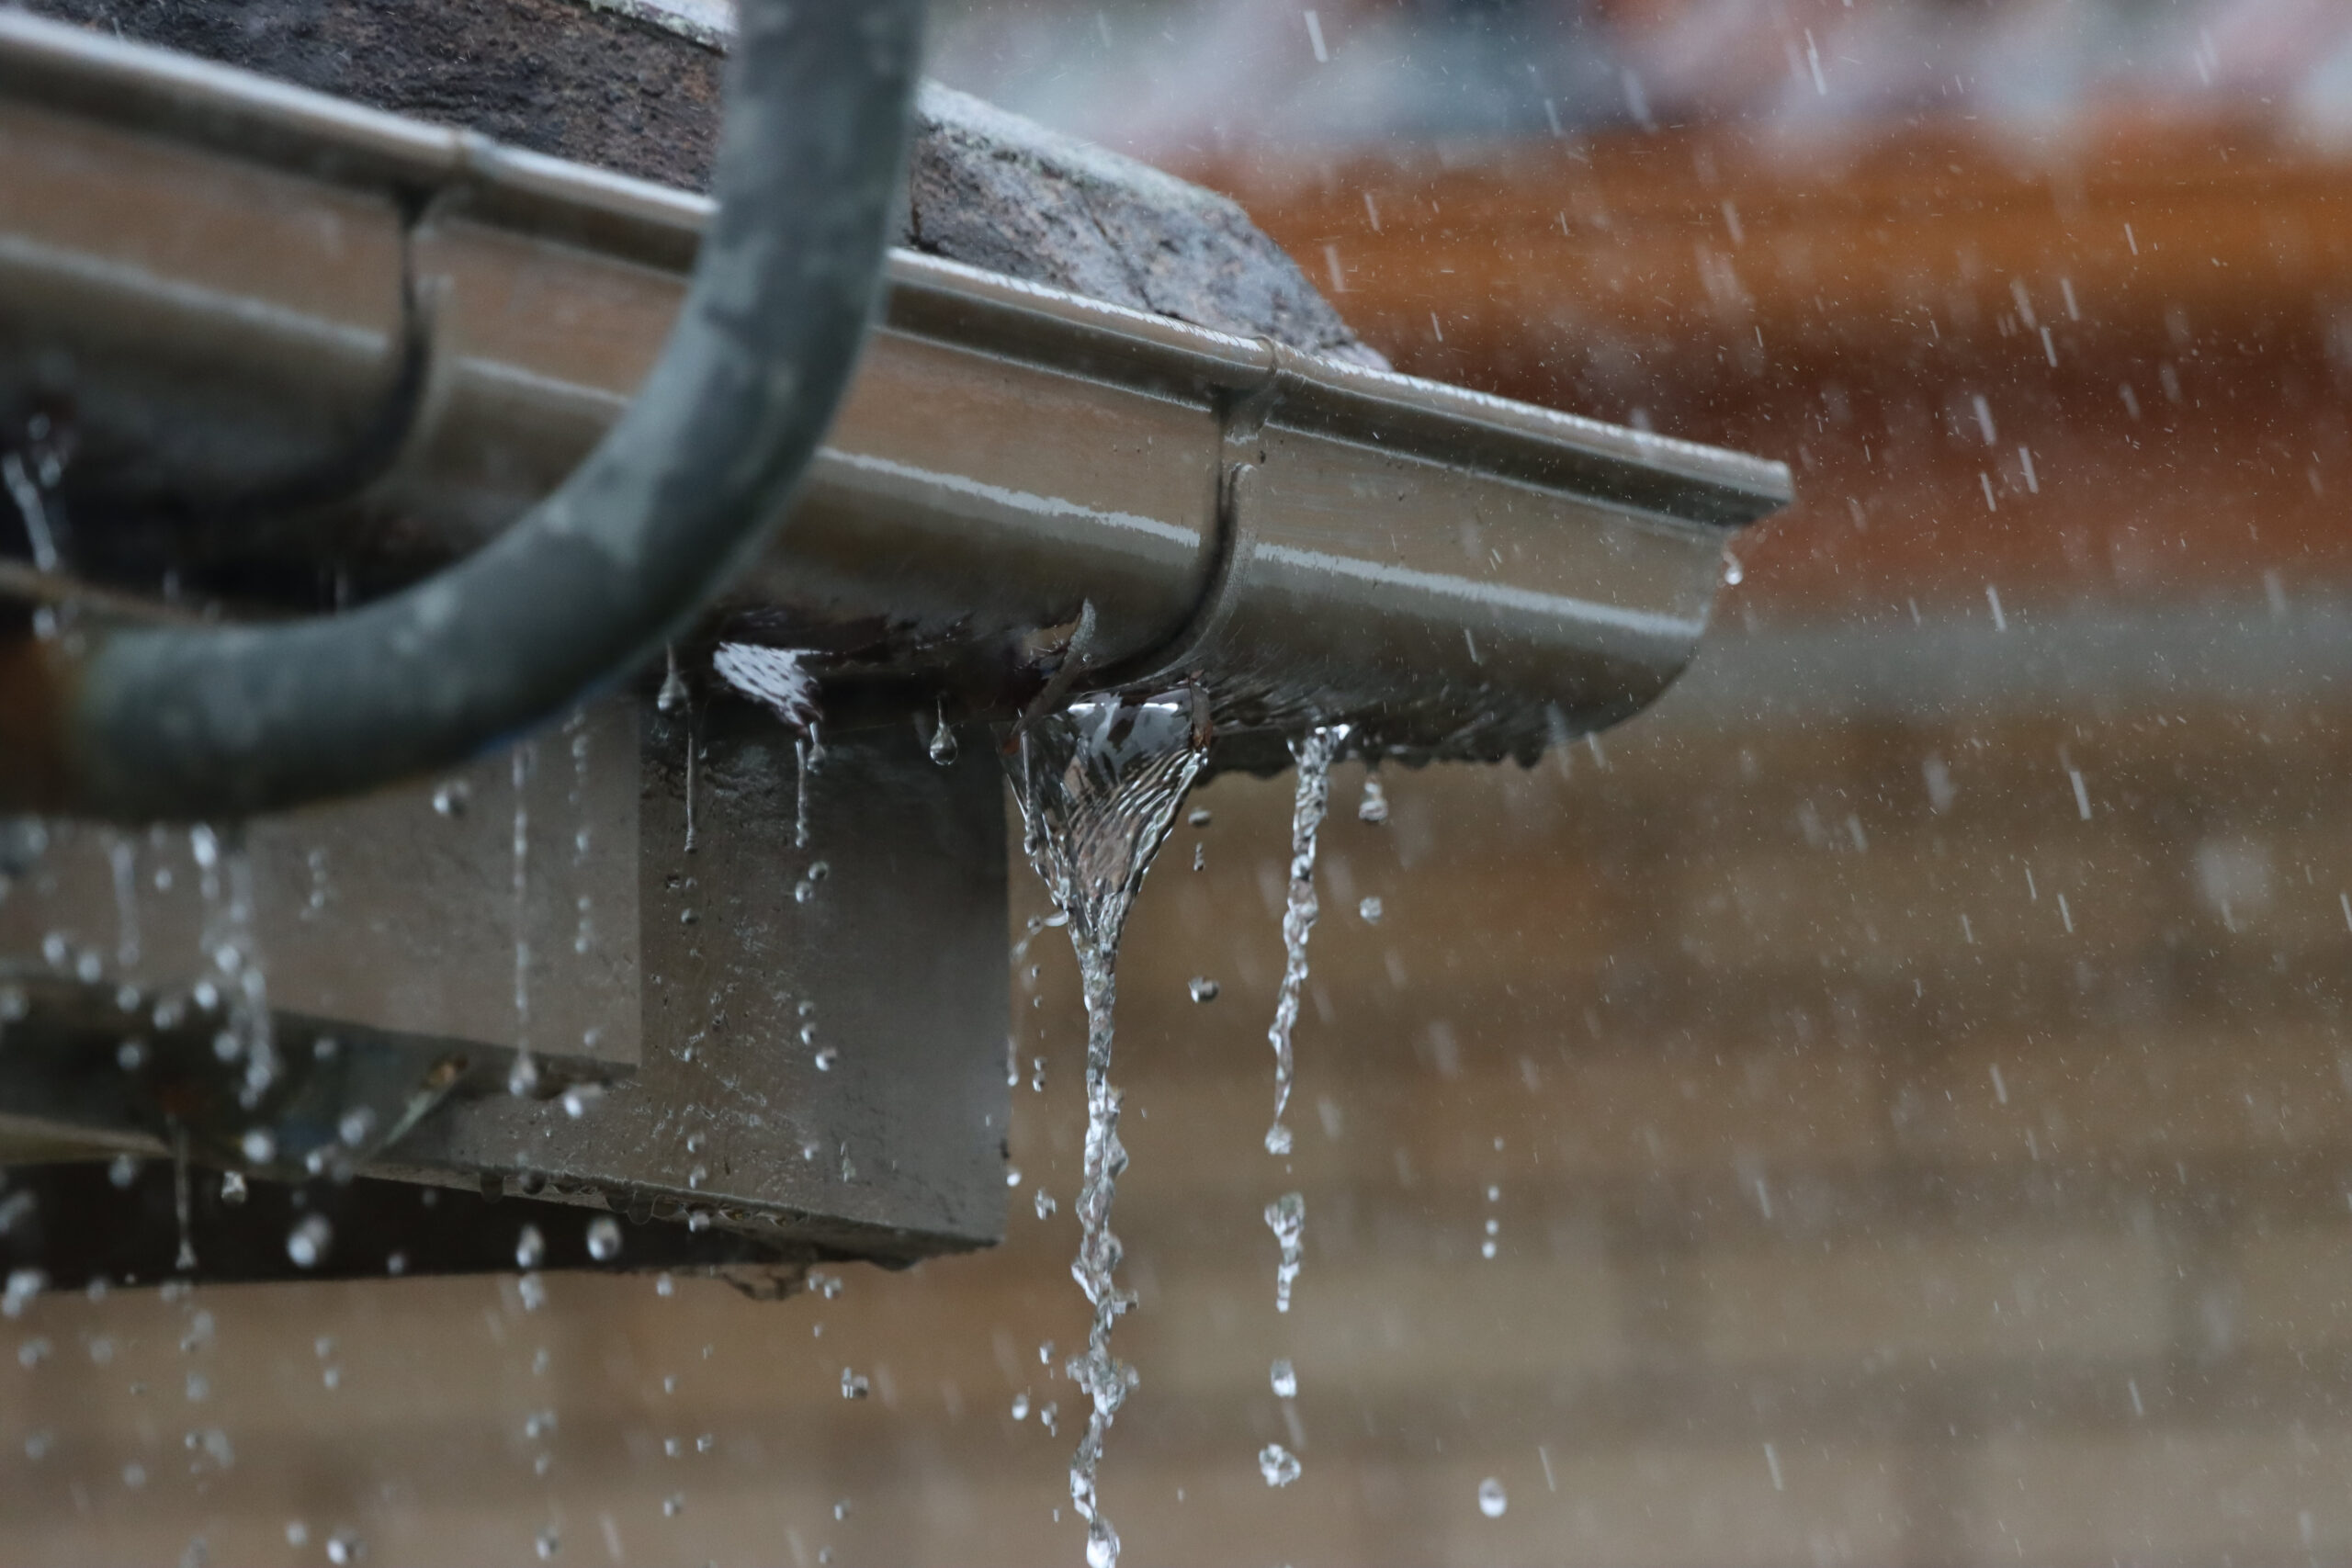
<box><xmin>1088</xmin><ymin>336</ymin><xmax>1302</xmax><ymax>715</ymax></box>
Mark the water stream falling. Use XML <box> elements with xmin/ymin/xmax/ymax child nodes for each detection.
<box><xmin>1264</xmin><ymin>1190</ymin><xmax>1306</xmax><ymax>1312</ymax></box>
<box><xmin>1262</xmin><ymin>727</ymin><xmax>1347</xmax><ymax>1157</ymax></box>
<box><xmin>107</xmin><ymin>835</ymin><xmax>140</xmax><ymax>969</ymax></box>
<box><xmin>191</xmin><ymin>826</ymin><xmax>275</xmax><ymax>1112</ymax></box>
<box><xmin>569</xmin><ymin>713</ymin><xmax>594</xmax><ymax>963</ymax></box>
<box><xmin>0</xmin><ymin>449</ymin><xmax>60</xmax><ymax>571</ymax></box>
<box><xmin>793</xmin><ymin>733</ymin><xmax>821</xmax><ymax>851</ymax></box>
<box><xmin>507</xmin><ymin>745</ymin><xmax>538</xmax><ymax>1098</ymax></box>
<box><xmin>1249</xmin><ymin>728</ymin><xmax>1350</xmax><ymax>1486</ymax></box>
<box><xmin>657</xmin><ymin>646</ymin><xmax>695</xmax><ymax>852</ymax></box>
<box><xmin>170</xmin><ymin>1122</ymin><xmax>195</xmax><ymax>1271</ymax></box>
<box><xmin>1005</xmin><ymin>694</ymin><xmax>1209</xmax><ymax>1568</ymax></box>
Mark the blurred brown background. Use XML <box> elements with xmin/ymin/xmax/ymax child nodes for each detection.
<box><xmin>10</xmin><ymin>0</ymin><xmax>2352</xmax><ymax>1563</ymax></box>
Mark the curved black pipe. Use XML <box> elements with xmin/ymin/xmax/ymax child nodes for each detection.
<box><xmin>10</xmin><ymin>0</ymin><xmax>924</xmax><ymax>821</ymax></box>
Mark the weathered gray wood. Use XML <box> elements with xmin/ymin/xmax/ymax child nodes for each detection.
<box><xmin>26</xmin><ymin>0</ymin><xmax>1384</xmax><ymax>364</ymax></box>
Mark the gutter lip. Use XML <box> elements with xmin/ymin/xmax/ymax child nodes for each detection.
<box><xmin>0</xmin><ymin>6</ymin><xmax>1791</xmax><ymax>532</ymax></box>
<box><xmin>883</xmin><ymin>254</ymin><xmax>1792</xmax><ymax>531</ymax></box>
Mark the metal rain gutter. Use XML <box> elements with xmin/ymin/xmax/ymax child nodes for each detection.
<box><xmin>0</xmin><ymin>10</ymin><xmax>1791</xmax><ymax>778</ymax></box>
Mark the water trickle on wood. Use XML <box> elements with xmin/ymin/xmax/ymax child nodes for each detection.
<box><xmin>793</xmin><ymin>732</ymin><xmax>822</xmax><ymax>851</ymax></box>
<box><xmin>711</xmin><ymin>643</ymin><xmax>824</xmax><ymax>848</ymax></box>
<box><xmin>568</xmin><ymin>713</ymin><xmax>595</xmax><ymax>961</ymax></box>
<box><xmin>1005</xmin><ymin>694</ymin><xmax>1209</xmax><ymax>1568</ymax></box>
<box><xmin>1263</xmin><ymin>727</ymin><xmax>1347</xmax><ymax>1157</ymax></box>
<box><xmin>657</xmin><ymin>646</ymin><xmax>695</xmax><ymax>852</ymax></box>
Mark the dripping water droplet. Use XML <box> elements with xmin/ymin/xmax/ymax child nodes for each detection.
<box><xmin>657</xmin><ymin>646</ymin><xmax>689</xmax><ymax>714</ymax></box>
<box><xmin>1259</xmin><ymin>1444</ymin><xmax>1302</xmax><ymax>1487</ymax></box>
<box><xmin>1264</xmin><ymin>1192</ymin><xmax>1306</xmax><ymax>1313</ymax></box>
<box><xmin>286</xmin><ymin>1214</ymin><xmax>332</xmax><ymax>1270</ymax></box>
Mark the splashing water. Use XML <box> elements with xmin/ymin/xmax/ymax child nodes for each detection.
<box><xmin>712</xmin><ymin>643</ymin><xmax>824</xmax><ymax>848</ymax></box>
<box><xmin>1259</xmin><ymin>1443</ymin><xmax>1302</xmax><ymax>1487</ymax></box>
<box><xmin>712</xmin><ymin>643</ymin><xmax>820</xmax><ymax>731</ymax></box>
<box><xmin>1264</xmin><ymin>727</ymin><xmax>1348</xmax><ymax>1156</ymax></box>
<box><xmin>1006</xmin><ymin>694</ymin><xmax>1209</xmax><ymax>1568</ymax></box>
<box><xmin>1265</xmin><ymin>1190</ymin><xmax>1305</xmax><ymax>1313</ymax></box>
